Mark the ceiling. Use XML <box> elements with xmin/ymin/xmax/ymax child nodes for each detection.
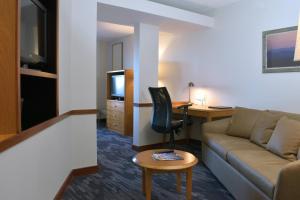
<box><xmin>98</xmin><ymin>0</ymin><xmax>242</xmax><ymax>41</ymax></box>
<box><xmin>148</xmin><ymin>0</ymin><xmax>242</xmax><ymax>14</ymax></box>
<box><xmin>98</xmin><ymin>22</ymin><xmax>134</xmax><ymax>42</ymax></box>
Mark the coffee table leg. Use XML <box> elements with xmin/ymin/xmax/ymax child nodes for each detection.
<box><xmin>142</xmin><ymin>168</ymin><xmax>146</xmax><ymax>194</ymax></box>
<box><xmin>145</xmin><ymin>169</ymin><xmax>152</xmax><ymax>200</ymax></box>
<box><xmin>176</xmin><ymin>172</ymin><xmax>182</xmax><ymax>193</ymax></box>
<box><xmin>186</xmin><ymin>168</ymin><xmax>192</xmax><ymax>200</ymax></box>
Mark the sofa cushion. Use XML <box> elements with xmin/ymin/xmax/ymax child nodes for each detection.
<box><xmin>250</xmin><ymin>111</ymin><xmax>282</xmax><ymax>147</ymax></box>
<box><xmin>202</xmin><ymin>133</ymin><xmax>264</xmax><ymax>160</ymax></box>
<box><xmin>298</xmin><ymin>148</ymin><xmax>300</xmax><ymax>160</ymax></box>
<box><xmin>267</xmin><ymin>116</ymin><xmax>300</xmax><ymax>161</ymax></box>
<box><xmin>268</xmin><ymin>110</ymin><xmax>300</xmax><ymax>121</ymax></box>
<box><xmin>227</xmin><ymin>107</ymin><xmax>262</xmax><ymax>139</ymax></box>
<box><xmin>227</xmin><ymin>150</ymin><xmax>290</xmax><ymax>198</ymax></box>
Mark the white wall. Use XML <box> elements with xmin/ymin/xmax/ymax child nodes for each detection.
<box><xmin>97</xmin><ymin>40</ymin><xmax>108</xmax><ymax>119</ymax></box>
<box><xmin>160</xmin><ymin>0</ymin><xmax>300</xmax><ymax>112</ymax></box>
<box><xmin>160</xmin><ymin>0</ymin><xmax>300</xmax><ymax>140</ymax></box>
<box><xmin>0</xmin><ymin>0</ymin><xmax>98</xmax><ymax>199</ymax></box>
<box><xmin>107</xmin><ymin>34</ymin><xmax>134</xmax><ymax>69</ymax></box>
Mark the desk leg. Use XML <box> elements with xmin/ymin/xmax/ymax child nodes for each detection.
<box><xmin>176</xmin><ymin>172</ymin><xmax>182</xmax><ymax>193</ymax></box>
<box><xmin>186</xmin><ymin>168</ymin><xmax>192</xmax><ymax>200</ymax></box>
<box><xmin>145</xmin><ymin>169</ymin><xmax>152</xmax><ymax>200</ymax></box>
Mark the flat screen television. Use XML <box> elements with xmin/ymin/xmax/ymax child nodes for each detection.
<box><xmin>21</xmin><ymin>0</ymin><xmax>47</xmax><ymax>66</ymax></box>
<box><xmin>111</xmin><ymin>75</ymin><xmax>125</xmax><ymax>98</ymax></box>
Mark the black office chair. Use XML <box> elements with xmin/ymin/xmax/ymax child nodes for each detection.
<box><xmin>148</xmin><ymin>87</ymin><xmax>192</xmax><ymax>148</ymax></box>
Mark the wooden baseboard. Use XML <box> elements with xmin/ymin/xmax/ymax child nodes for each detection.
<box><xmin>54</xmin><ymin>165</ymin><xmax>99</xmax><ymax>200</ymax></box>
<box><xmin>132</xmin><ymin>139</ymin><xmax>202</xmax><ymax>152</ymax></box>
<box><xmin>189</xmin><ymin>139</ymin><xmax>202</xmax><ymax>146</ymax></box>
<box><xmin>132</xmin><ymin>139</ymin><xmax>190</xmax><ymax>152</ymax></box>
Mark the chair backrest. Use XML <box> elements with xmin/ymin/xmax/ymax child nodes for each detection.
<box><xmin>148</xmin><ymin>87</ymin><xmax>173</xmax><ymax>133</ymax></box>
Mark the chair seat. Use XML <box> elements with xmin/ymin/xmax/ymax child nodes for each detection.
<box><xmin>171</xmin><ymin>120</ymin><xmax>183</xmax><ymax>130</ymax></box>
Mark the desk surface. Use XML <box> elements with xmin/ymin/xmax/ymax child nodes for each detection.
<box><xmin>172</xmin><ymin>103</ymin><xmax>234</xmax><ymax>121</ymax></box>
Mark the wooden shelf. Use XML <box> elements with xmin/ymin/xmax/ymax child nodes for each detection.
<box><xmin>20</xmin><ymin>68</ymin><xmax>57</xmax><ymax>79</ymax></box>
<box><xmin>0</xmin><ymin>134</ymin><xmax>16</xmax><ymax>142</ymax></box>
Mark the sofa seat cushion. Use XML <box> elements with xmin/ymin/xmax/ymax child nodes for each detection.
<box><xmin>202</xmin><ymin>133</ymin><xmax>265</xmax><ymax>160</ymax></box>
<box><xmin>227</xmin><ymin>150</ymin><xmax>290</xmax><ymax>198</ymax></box>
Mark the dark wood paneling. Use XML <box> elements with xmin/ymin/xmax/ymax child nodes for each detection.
<box><xmin>0</xmin><ymin>0</ymin><xmax>19</xmax><ymax>135</ymax></box>
<box><xmin>133</xmin><ymin>103</ymin><xmax>153</xmax><ymax>107</ymax></box>
<box><xmin>132</xmin><ymin>139</ymin><xmax>190</xmax><ymax>152</ymax></box>
<box><xmin>70</xmin><ymin>109</ymin><xmax>98</xmax><ymax>115</ymax></box>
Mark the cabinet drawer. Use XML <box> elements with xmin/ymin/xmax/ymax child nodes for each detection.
<box><xmin>107</xmin><ymin>100</ymin><xmax>124</xmax><ymax>112</ymax></box>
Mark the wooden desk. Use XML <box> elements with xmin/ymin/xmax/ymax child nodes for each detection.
<box><xmin>172</xmin><ymin>104</ymin><xmax>234</xmax><ymax>122</ymax></box>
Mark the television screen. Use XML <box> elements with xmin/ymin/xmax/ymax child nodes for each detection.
<box><xmin>111</xmin><ymin>75</ymin><xmax>125</xmax><ymax>98</ymax></box>
<box><xmin>21</xmin><ymin>0</ymin><xmax>47</xmax><ymax>65</ymax></box>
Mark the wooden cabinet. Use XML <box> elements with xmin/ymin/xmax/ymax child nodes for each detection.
<box><xmin>107</xmin><ymin>100</ymin><xmax>125</xmax><ymax>133</ymax></box>
<box><xmin>106</xmin><ymin>70</ymin><xmax>133</xmax><ymax>136</ymax></box>
<box><xmin>0</xmin><ymin>0</ymin><xmax>58</xmax><ymax>137</ymax></box>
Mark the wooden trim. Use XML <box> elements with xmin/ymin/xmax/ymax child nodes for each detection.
<box><xmin>132</xmin><ymin>139</ymin><xmax>189</xmax><ymax>152</ymax></box>
<box><xmin>133</xmin><ymin>101</ymin><xmax>189</xmax><ymax>108</ymax></box>
<box><xmin>133</xmin><ymin>103</ymin><xmax>153</xmax><ymax>107</ymax></box>
<box><xmin>54</xmin><ymin>165</ymin><xmax>99</xmax><ymax>200</ymax></box>
<box><xmin>20</xmin><ymin>68</ymin><xmax>58</xmax><ymax>79</ymax></box>
<box><xmin>0</xmin><ymin>109</ymin><xmax>97</xmax><ymax>153</ymax></box>
<box><xmin>70</xmin><ymin>109</ymin><xmax>98</xmax><ymax>115</ymax></box>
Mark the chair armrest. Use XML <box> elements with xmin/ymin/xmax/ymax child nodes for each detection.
<box><xmin>274</xmin><ymin>160</ymin><xmax>300</xmax><ymax>200</ymax></box>
<box><xmin>202</xmin><ymin>118</ymin><xmax>231</xmax><ymax>134</ymax></box>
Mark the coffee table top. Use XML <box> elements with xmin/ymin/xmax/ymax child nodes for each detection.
<box><xmin>132</xmin><ymin>149</ymin><xmax>198</xmax><ymax>171</ymax></box>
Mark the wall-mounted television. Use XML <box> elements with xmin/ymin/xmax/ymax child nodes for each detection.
<box><xmin>21</xmin><ymin>0</ymin><xmax>47</xmax><ymax>66</ymax></box>
<box><xmin>111</xmin><ymin>75</ymin><xmax>125</xmax><ymax>98</ymax></box>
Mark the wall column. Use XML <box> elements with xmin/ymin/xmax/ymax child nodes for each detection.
<box><xmin>133</xmin><ymin>23</ymin><xmax>161</xmax><ymax>146</ymax></box>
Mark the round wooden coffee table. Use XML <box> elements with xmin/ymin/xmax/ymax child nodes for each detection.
<box><xmin>132</xmin><ymin>149</ymin><xmax>198</xmax><ymax>200</ymax></box>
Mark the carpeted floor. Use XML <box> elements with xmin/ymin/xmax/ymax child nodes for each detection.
<box><xmin>63</xmin><ymin>127</ymin><xmax>234</xmax><ymax>200</ymax></box>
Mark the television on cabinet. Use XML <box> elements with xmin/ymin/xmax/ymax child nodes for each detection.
<box><xmin>21</xmin><ymin>0</ymin><xmax>47</xmax><ymax>66</ymax></box>
<box><xmin>111</xmin><ymin>75</ymin><xmax>125</xmax><ymax>99</ymax></box>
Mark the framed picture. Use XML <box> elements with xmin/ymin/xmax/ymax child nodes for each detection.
<box><xmin>263</xmin><ymin>26</ymin><xmax>300</xmax><ymax>73</ymax></box>
<box><xmin>112</xmin><ymin>42</ymin><xmax>123</xmax><ymax>70</ymax></box>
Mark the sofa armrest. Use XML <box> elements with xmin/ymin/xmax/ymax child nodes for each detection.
<box><xmin>274</xmin><ymin>160</ymin><xmax>300</xmax><ymax>200</ymax></box>
<box><xmin>202</xmin><ymin>118</ymin><xmax>231</xmax><ymax>134</ymax></box>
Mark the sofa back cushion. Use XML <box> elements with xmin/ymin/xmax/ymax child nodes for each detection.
<box><xmin>227</xmin><ymin>107</ymin><xmax>261</xmax><ymax>139</ymax></box>
<box><xmin>250</xmin><ymin>111</ymin><xmax>282</xmax><ymax>147</ymax></box>
<box><xmin>298</xmin><ymin>148</ymin><xmax>300</xmax><ymax>160</ymax></box>
<box><xmin>267</xmin><ymin>116</ymin><xmax>300</xmax><ymax>161</ymax></box>
<box><xmin>268</xmin><ymin>110</ymin><xmax>300</xmax><ymax>121</ymax></box>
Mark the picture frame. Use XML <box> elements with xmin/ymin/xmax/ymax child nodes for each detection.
<box><xmin>263</xmin><ymin>26</ymin><xmax>300</xmax><ymax>73</ymax></box>
<box><xmin>112</xmin><ymin>42</ymin><xmax>123</xmax><ymax>70</ymax></box>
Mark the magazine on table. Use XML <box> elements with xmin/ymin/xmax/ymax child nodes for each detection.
<box><xmin>152</xmin><ymin>150</ymin><xmax>183</xmax><ymax>161</ymax></box>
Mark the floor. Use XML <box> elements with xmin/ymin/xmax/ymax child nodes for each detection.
<box><xmin>63</xmin><ymin>125</ymin><xmax>234</xmax><ymax>200</ymax></box>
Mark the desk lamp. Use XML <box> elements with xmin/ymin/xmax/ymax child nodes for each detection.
<box><xmin>188</xmin><ymin>82</ymin><xmax>194</xmax><ymax>103</ymax></box>
<box><xmin>295</xmin><ymin>13</ymin><xmax>300</xmax><ymax>61</ymax></box>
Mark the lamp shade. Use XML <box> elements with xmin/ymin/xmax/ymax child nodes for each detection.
<box><xmin>295</xmin><ymin>14</ymin><xmax>300</xmax><ymax>61</ymax></box>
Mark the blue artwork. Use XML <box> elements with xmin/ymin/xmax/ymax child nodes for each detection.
<box><xmin>263</xmin><ymin>27</ymin><xmax>300</xmax><ymax>73</ymax></box>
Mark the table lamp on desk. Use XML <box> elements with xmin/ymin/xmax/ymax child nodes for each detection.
<box><xmin>188</xmin><ymin>82</ymin><xmax>194</xmax><ymax>103</ymax></box>
<box><xmin>295</xmin><ymin>13</ymin><xmax>300</xmax><ymax>61</ymax></box>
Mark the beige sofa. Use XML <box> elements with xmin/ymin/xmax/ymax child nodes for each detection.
<box><xmin>201</xmin><ymin>108</ymin><xmax>300</xmax><ymax>200</ymax></box>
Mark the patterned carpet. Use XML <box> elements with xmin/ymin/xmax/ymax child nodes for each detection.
<box><xmin>63</xmin><ymin>127</ymin><xmax>234</xmax><ymax>200</ymax></box>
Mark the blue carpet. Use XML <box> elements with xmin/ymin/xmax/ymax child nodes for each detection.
<box><xmin>62</xmin><ymin>128</ymin><xmax>234</xmax><ymax>200</ymax></box>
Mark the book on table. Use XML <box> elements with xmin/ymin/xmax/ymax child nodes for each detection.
<box><xmin>152</xmin><ymin>150</ymin><xmax>183</xmax><ymax>161</ymax></box>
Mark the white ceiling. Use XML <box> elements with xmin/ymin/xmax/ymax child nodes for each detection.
<box><xmin>148</xmin><ymin>0</ymin><xmax>242</xmax><ymax>14</ymax></box>
<box><xmin>98</xmin><ymin>22</ymin><xmax>134</xmax><ymax>42</ymax></box>
<box><xmin>98</xmin><ymin>0</ymin><xmax>241</xmax><ymax>42</ymax></box>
